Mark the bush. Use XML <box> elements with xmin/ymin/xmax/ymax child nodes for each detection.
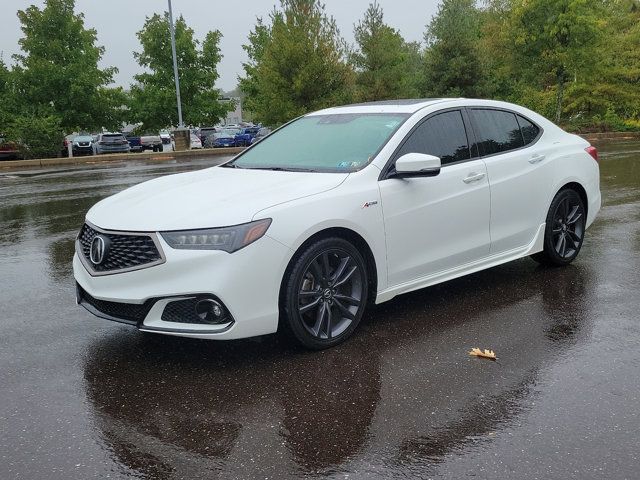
<box><xmin>5</xmin><ymin>114</ymin><xmax>63</xmax><ymax>159</ymax></box>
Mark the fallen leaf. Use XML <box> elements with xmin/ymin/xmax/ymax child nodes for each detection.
<box><xmin>469</xmin><ymin>347</ymin><xmax>497</xmax><ymax>360</ymax></box>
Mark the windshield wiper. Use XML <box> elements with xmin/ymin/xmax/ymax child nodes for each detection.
<box><xmin>246</xmin><ymin>166</ymin><xmax>318</xmax><ymax>173</ymax></box>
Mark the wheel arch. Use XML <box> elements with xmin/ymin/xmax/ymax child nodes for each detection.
<box><xmin>557</xmin><ymin>181</ymin><xmax>589</xmax><ymax>218</ymax></box>
<box><xmin>278</xmin><ymin>227</ymin><xmax>379</xmax><ymax>312</ymax></box>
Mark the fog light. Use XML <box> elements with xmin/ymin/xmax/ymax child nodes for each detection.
<box><xmin>194</xmin><ymin>299</ymin><xmax>226</xmax><ymax>324</ymax></box>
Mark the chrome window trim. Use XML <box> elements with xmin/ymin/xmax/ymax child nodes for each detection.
<box><xmin>76</xmin><ymin>220</ymin><xmax>166</xmax><ymax>277</ymax></box>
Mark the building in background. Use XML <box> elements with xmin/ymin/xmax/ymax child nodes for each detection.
<box><xmin>220</xmin><ymin>97</ymin><xmax>242</xmax><ymax>125</ymax></box>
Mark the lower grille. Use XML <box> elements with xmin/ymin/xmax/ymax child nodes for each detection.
<box><xmin>78</xmin><ymin>285</ymin><xmax>153</xmax><ymax>324</ymax></box>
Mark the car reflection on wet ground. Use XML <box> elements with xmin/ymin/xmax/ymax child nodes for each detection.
<box><xmin>0</xmin><ymin>144</ymin><xmax>639</xmax><ymax>479</ymax></box>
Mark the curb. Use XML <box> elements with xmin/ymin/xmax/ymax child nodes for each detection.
<box><xmin>0</xmin><ymin>147</ymin><xmax>245</xmax><ymax>171</ymax></box>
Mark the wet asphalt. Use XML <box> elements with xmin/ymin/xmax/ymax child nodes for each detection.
<box><xmin>0</xmin><ymin>144</ymin><xmax>639</xmax><ymax>479</ymax></box>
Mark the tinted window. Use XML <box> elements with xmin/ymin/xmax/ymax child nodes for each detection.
<box><xmin>470</xmin><ymin>109</ymin><xmax>524</xmax><ymax>156</ymax></box>
<box><xmin>396</xmin><ymin>110</ymin><xmax>470</xmax><ymax>165</ymax></box>
<box><xmin>517</xmin><ymin>115</ymin><xmax>540</xmax><ymax>145</ymax></box>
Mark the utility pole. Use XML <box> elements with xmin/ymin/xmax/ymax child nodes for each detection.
<box><xmin>167</xmin><ymin>0</ymin><xmax>184</xmax><ymax>128</ymax></box>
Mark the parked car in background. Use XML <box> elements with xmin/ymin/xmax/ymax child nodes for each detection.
<box><xmin>61</xmin><ymin>134</ymin><xmax>76</xmax><ymax>157</ymax></box>
<box><xmin>250</xmin><ymin>127</ymin><xmax>272</xmax><ymax>145</ymax></box>
<box><xmin>210</xmin><ymin>128</ymin><xmax>242</xmax><ymax>148</ymax></box>
<box><xmin>199</xmin><ymin>127</ymin><xmax>218</xmax><ymax>145</ymax></box>
<box><xmin>190</xmin><ymin>133</ymin><xmax>203</xmax><ymax>149</ymax></box>
<box><xmin>159</xmin><ymin>130</ymin><xmax>172</xmax><ymax>145</ymax></box>
<box><xmin>71</xmin><ymin>134</ymin><xmax>95</xmax><ymax>156</ymax></box>
<box><xmin>140</xmin><ymin>133</ymin><xmax>163</xmax><ymax>152</ymax></box>
<box><xmin>234</xmin><ymin>127</ymin><xmax>260</xmax><ymax>147</ymax></box>
<box><xmin>126</xmin><ymin>135</ymin><xmax>143</xmax><ymax>153</ymax></box>
<box><xmin>93</xmin><ymin>133</ymin><xmax>130</xmax><ymax>155</ymax></box>
<box><xmin>0</xmin><ymin>134</ymin><xmax>19</xmax><ymax>160</ymax></box>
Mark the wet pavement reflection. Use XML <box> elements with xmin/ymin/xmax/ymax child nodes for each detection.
<box><xmin>1</xmin><ymin>145</ymin><xmax>639</xmax><ymax>479</ymax></box>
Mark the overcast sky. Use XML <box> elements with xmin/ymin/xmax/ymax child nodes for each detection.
<box><xmin>0</xmin><ymin>0</ymin><xmax>440</xmax><ymax>92</ymax></box>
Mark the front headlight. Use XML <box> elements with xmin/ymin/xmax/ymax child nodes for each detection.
<box><xmin>160</xmin><ymin>218</ymin><xmax>272</xmax><ymax>252</ymax></box>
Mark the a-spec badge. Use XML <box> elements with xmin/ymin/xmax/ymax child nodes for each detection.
<box><xmin>362</xmin><ymin>201</ymin><xmax>378</xmax><ymax>209</ymax></box>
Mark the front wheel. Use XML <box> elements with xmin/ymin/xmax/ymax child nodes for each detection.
<box><xmin>283</xmin><ymin>237</ymin><xmax>369</xmax><ymax>349</ymax></box>
<box><xmin>532</xmin><ymin>188</ymin><xmax>586</xmax><ymax>266</ymax></box>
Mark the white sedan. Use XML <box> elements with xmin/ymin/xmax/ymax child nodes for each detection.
<box><xmin>190</xmin><ymin>133</ymin><xmax>203</xmax><ymax>149</ymax></box>
<box><xmin>74</xmin><ymin>99</ymin><xmax>600</xmax><ymax>349</ymax></box>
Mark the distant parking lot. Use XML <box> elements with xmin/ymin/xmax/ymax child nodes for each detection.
<box><xmin>0</xmin><ymin>143</ymin><xmax>639</xmax><ymax>478</ymax></box>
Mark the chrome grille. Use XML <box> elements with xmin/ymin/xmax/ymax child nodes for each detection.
<box><xmin>77</xmin><ymin>222</ymin><xmax>164</xmax><ymax>275</ymax></box>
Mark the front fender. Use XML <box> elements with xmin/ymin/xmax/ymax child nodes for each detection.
<box><xmin>254</xmin><ymin>174</ymin><xmax>389</xmax><ymax>293</ymax></box>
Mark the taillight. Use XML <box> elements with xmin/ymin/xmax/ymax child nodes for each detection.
<box><xmin>585</xmin><ymin>146</ymin><xmax>598</xmax><ymax>163</ymax></box>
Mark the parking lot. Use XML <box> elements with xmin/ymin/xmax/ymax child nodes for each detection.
<box><xmin>0</xmin><ymin>142</ymin><xmax>639</xmax><ymax>479</ymax></box>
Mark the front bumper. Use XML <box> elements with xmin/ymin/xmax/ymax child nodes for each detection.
<box><xmin>73</xmin><ymin>233</ymin><xmax>292</xmax><ymax>340</ymax></box>
<box><xmin>73</xmin><ymin>145</ymin><xmax>93</xmax><ymax>155</ymax></box>
<box><xmin>97</xmin><ymin>145</ymin><xmax>130</xmax><ymax>154</ymax></box>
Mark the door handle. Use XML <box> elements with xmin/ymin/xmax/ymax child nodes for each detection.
<box><xmin>463</xmin><ymin>172</ymin><xmax>486</xmax><ymax>184</ymax></box>
<box><xmin>528</xmin><ymin>154</ymin><xmax>545</xmax><ymax>164</ymax></box>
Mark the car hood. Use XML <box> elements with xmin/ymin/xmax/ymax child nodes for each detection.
<box><xmin>86</xmin><ymin>166</ymin><xmax>349</xmax><ymax>231</ymax></box>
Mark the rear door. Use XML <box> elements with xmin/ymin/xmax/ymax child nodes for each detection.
<box><xmin>379</xmin><ymin>109</ymin><xmax>491</xmax><ymax>286</ymax></box>
<box><xmin>467</xmin><ymin>108</ymin><xmax>548</xmax><ymax>254</ymax></box>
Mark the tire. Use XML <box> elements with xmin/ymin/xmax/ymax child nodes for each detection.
<box><xmin>532</xmin><ymin>188</ymin><xmax>586</xmax><ymax>266</ymax></box>
<box><xmin>282</xmin><ymin>237</ymin><xmax>369</xmax><ymax>349</ymax></box>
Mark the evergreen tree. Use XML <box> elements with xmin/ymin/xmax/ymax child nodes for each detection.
<box><xmin>239</xmin><ymin>0</ymin><xmax>353</xmax><ymax>126</ymax></box>
<box><xmin>423</xmin><ymin>0</ymin><xmax>485</xmax><ymax>97</ymax></box>
<box><xmin>351</xmin><ymin>2</ymin><xmax>420</xmax><ymax>101</ymax></box>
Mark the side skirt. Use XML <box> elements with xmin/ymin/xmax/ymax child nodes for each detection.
<box><xmin>375</xmin><ymin>223</ymin><xmax>546</xmax><ymax>304</ymax></box>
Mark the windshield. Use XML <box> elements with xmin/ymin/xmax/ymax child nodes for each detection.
<box><xmin>216</xmin><ymin>129</ymin><xmax>240</xmax><ymax>138</ymax></box>
<box><xmin>230</xmin><ymin>113</ymin><xmax>408</xmax><ymax>172</ymax></box>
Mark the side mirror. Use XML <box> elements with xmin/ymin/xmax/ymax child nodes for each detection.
<box><xmin>391</xmin><ymin>153</ymin><xmax>441</xmax><ymax>178</ymax></box>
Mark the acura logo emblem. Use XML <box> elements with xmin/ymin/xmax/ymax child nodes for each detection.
<box><xmin>90</xmin><ymin>235</ymin><xmax>109</xmax><ymax>265</ymax></box>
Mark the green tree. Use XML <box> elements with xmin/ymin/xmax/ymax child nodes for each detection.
<box><xmin>130</xmin><ymin>13</ymin><xmax>228</xmax><ymax>130</ymax></box>
<box><xmin>238</xmin><ymin>18</ymin><xmax>272</xmax><ymax>118</ymax></box>
<box><xmin>507</xmin><ymin>0</ymin><xmax>603</xmax><ymax>123</ymax></box>
<box><xmin>0</xmin><ymin>59</ymin><xmax>15</xmax><ymax>129</ymax></box>
<box><xmin>13</xmin><ymin>0</ymin><xmax>122</xmax><ymax>132</ymax></box>
<box><xmin>351</xmin><ymin>2</ymin><xmax>420</xmax><ymax>101</ymax></box>
<box><xmin>423</xmin><ymin>0</ymin><xmax>485</xmax><ymax>97</ymax></box>
<box><xmin>239</xmin><ymin>0</ymin><xmax>354</xmax><ymax>126</ymax></box>
<box><xmin>563</xmin><ymin>0</ymin><xmax>640</xmax><ymax>123</ymax></box>
<box><xmin>6</xmin><ymin>114</ymin><xmax>63</xmax><ymax>159</ymax></box>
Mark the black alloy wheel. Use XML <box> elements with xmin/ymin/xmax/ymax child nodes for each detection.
<box><xmin>283</xmin><ymin>237</ymin><xmax>368</xmax><ymax>349</ymax></box>
<box><xmin>532</xmin><ymin>189</ymin><xmax>586</xmax><ymax>266</ymax></box>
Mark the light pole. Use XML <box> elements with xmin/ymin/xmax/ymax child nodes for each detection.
<box><xmin>167</xmin><ymin>0</ymin><xmax>184</xmax><ymax>128</ymax></box>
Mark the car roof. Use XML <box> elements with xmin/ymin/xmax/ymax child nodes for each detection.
<box><xmin>307</xmin><ymin>98</ymin><xmax>543</xmax><ymax>116</ymax></box>
<box><xmin>309</xmin><ymin>98</ymin><xmax>450</xmax><ymax>115</ymax></box>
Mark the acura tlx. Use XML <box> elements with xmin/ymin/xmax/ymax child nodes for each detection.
<box><xmin>74</xmin><ymin>98</ymin><xmax>601</xmax><ymax>349</ymax></box>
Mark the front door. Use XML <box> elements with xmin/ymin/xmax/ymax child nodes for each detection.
<box><xmin>379</xmin><ymin>110</ymin><xmax>491</xmax><ymax>287</ymax></box>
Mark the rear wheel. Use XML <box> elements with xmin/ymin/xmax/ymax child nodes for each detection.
<box><xmin>283</xmin><ymin>237</ymin><xmax>368</xmax><ymax>349</ymax></box>
<box><xmin>532</xmin><ymin>189</ymin><xmax>586</xmax><ymax>266</ymax></box>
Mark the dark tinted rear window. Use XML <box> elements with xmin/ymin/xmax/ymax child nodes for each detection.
<box><xmin>517</xmin><ymin>115</ymin><xmax>540</xmax><ymax>145</ymax></box>
<box><xmin>396</xmin><ymin>110</ymin><xmax>470</xmax><ymax>165</ymax></box>
<box><xmin>470</xmin><ymin>109</ymin><xmax>524</xmax><ymax>156</ymax></box>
